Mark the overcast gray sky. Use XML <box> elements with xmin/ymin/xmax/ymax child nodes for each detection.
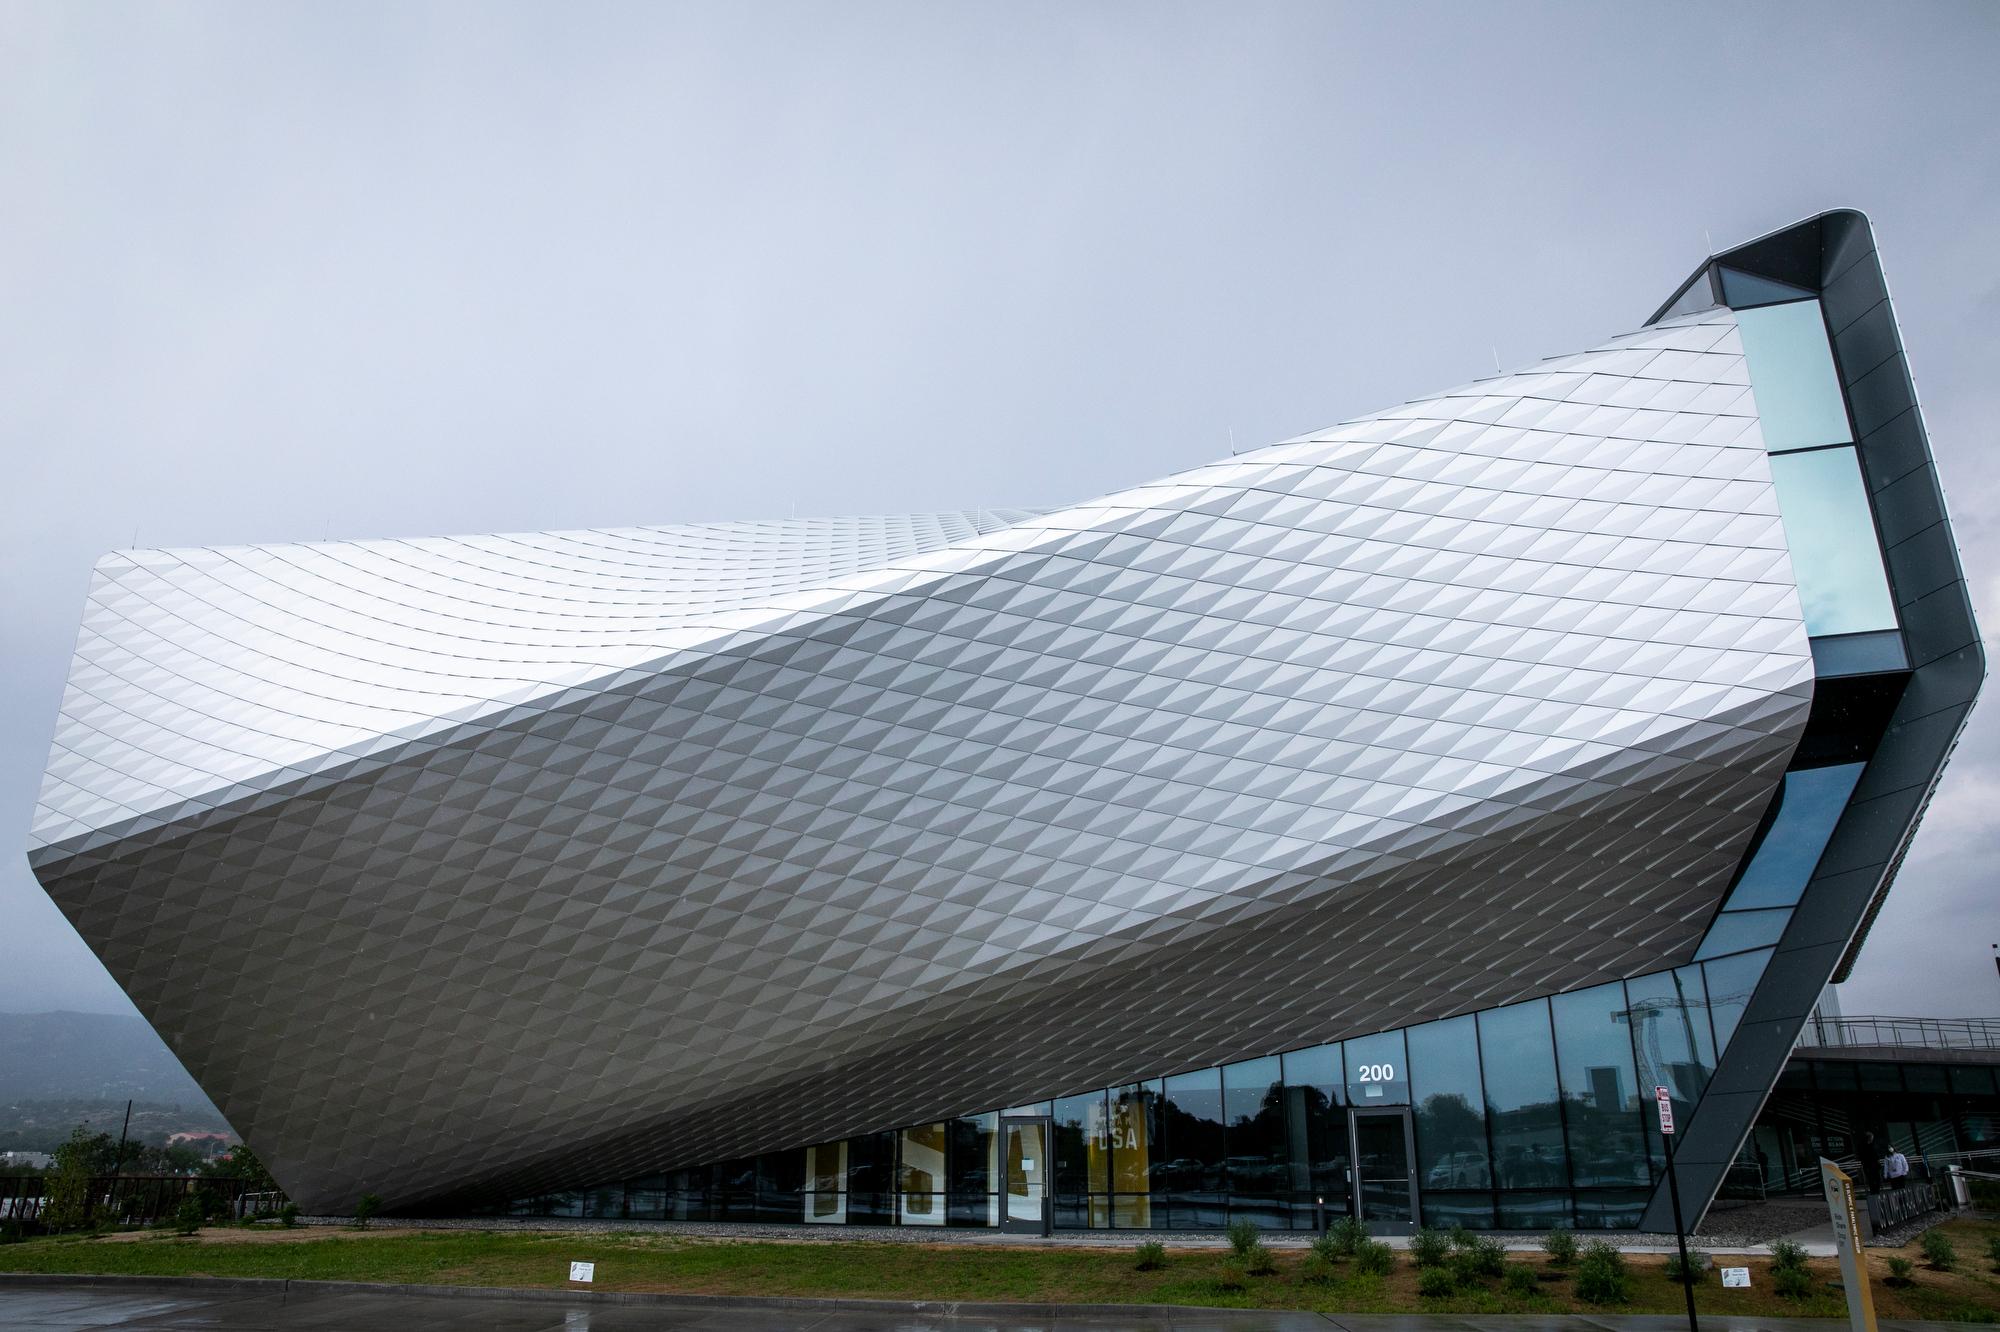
<box><xmin>4</xmin><ymin>2</ymin><xmax>1996</xmax><ymax>1024</ymax></box>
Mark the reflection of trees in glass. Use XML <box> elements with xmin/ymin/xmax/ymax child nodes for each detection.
<box><xmin>1417</xmin><ymin>1092</ymin><xmax>1489</xmax><ymax>1188</ymax></box>
<box><xmin>1222</xmin><ymin>1081</ymin><xmax>1289</xmax><ymax>1195</ymax></box>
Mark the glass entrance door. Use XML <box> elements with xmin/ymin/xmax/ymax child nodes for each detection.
<box><xmin>1350</xmin><ymin>1109</ymin><xmax>1417</xmax><ymax>1233</ymax></box>
<box><xmin>1000</xmin><ymin>1116</ymin><xmax>1051</xmax><ymax>1234</ymax></box>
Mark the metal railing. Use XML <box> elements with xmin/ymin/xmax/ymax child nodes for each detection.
<box><xmin>1797</xmin><ymin>1014</ymin><xmax>2000</xmax><ymax>1052</ymax></box>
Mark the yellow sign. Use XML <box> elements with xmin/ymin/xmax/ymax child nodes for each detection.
<box><xmin>1819</xmin><ymin>1158</ymin><xmax>1878</xmax><ymax>1332</ymax></box>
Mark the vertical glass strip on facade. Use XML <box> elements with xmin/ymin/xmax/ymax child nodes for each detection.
<box><xmin>1223</xmin><ymin>1056</ymin><xmax>1287</xmax><ymax>1226</ymax></box>
<box><xmin>1551</xmin><ymin>983</ymin><xmax>1647</xmax><ymax>1190</ymax></box>
<box><xmin>1733</xmin><ymin>300</ymin><xmax>1853</xmax><ymax>453</ymax></box>
<box><xmin>1162</xmin><ymin>1068</ymin><xmax>1226</xmax><ymax>1227</ymax></box>
<box><xmin>1110</xmin><ymin>1081</ymin><xmax>1157</xmax><ymax>1227</ymax></box>
<box><xmin>1702</xmin><ymin>948</ymin><xmax>1776</xmax><ymax>1057</ymax></box>
<box><xmin>1407</xmin><ymin>1014</ymin><xmax>1490</xmax><ymax>1226</ymax></box>
<box><xmin>1766</xmin><ymin>448</ymin><xmax>1899</xmax><ymax>637</ymax></box>
<box><xmin>1477</xmin><ymin>999</ymin><xmax>1568</xmax><ymax>1203</ymax></box>
<box><xmin>1281</xmin><ymin>1043</ymin><xmax>1347</xmax><ymax>1224</ymax></box>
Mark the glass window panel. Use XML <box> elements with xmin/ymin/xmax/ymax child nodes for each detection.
<box><xmin>626</xmin><ymin>1174</ymin><xmax>668</xmax><ymax>1222</ymax></box>
<box><xmin>1573</xmin><ymin>1190</ymin><xmax>1649</xmax><ymax>1231</ymax></box>
<box><xmin>897</xmin><ymin>1123</ymin><xmax>947</xmax><ymax>1225</ymax></box>
<box><xmin>1719</xmin><ymin>267</ymin><xmax>1814</xmax><ymax>308</ymax></box>
<box><xmin>802</xmin><ymin>1142</ymin><xmax>847</xmax><ymax>1224</ymax></box>
<box><xmin>845</xmin><ymin>1131</ymin><xmax>896</xmax><ymax>1226</ymax></box>
<box><xmin>714</xmin><ymin>1159</ymin><xmax>756</xmax><ymax>1220</ymax></box>
<box><xmin>1624</xmin><ymin>967</ymin><xmax>1716</xmax><ymax>1177</ymax></box>
<box><xmin>1658</xmin><ymin>269</ymin><xmax>1720</xmax><ymax>320</ymax></box>
<box><xmin>1161</xmin><ymin>1068</ymin><xmax>1225</xmax><ymax>1226</ymax></box>
<box><xmin>1408</xmin><ymin>1015</ymin><xmax>1490</xmax><ymax>1191</ymax></box>
<box><xmin>1767</xmin><ymin>447</ymin><xmax>1898</xmax><ymax>637</ymax></box>
<box><xmin>1281</xmin><ymin>1044</ymin><xmax>1348</xmax><ymax>1221</ymax></box>
<box><xmin>1552</xmin><ymin>983</ymin><xmax>1646</xmax><ymax>1187</ymax></box>
<box><xmin>1422</xmin><ymin>1192</ymin><xmax>1495</xmax><ymax>1229</ymax></box>
<box><xmin>947</xmin><ymin>1114</ymin><xmax>998</xmax><ymax>1226</ymax></box>
<box><xmin>1950</xmin><ymin>1066</ymin><xmax>1998</xmax><ymax>1096</ymax></box>
<box><xmin>757</xmin><ymin>1149</ymin><xmax>805</xmax><ymax>1223</ymax></box>
<box><xmin>1478</xmin><ymin>999</ymin><xmax>1568</xmax><ymax>1189</ymax></box>
<box><xmin>1702</xmin><ymin>948</ymin><xmax>1774</xmax><ymax>1055</ymax></box>
<box><xmin>1903</xmin><ymin>1064</ymin><xmax>1948</xmax><ymax>1094</ymax></box>
<box><xmin>1345</xmin><ymin>1028</ymin><xmax>1410</xmax><ymax>1106</ymax></box>
<box><xmin>1110</xmin><ymin>1081</ymin><xmax>1158</xmax><ymax>1228</ymax></box>
<box><xmin>1813</xmin><ymin>1059</ymin><xmax>1860</xmax><ymax>1091</ymax></box>
<box><xmin>1496</xmin><ymin>1191</ymin><xmax>1571</xmax><ymax>1230</ymax></box>
<box><xmin>1696</xmin><ymin>907</ymin><xmax>1792</xmax><ymax>960</ymax></box>
<box><xmin>1052</xmin><ymin>1090</ymin><xmax>1108</xmax><ymax>1198</ymax></box>
<box><xmin>1726</xmin><ymin>763</ymin><xmax>1866</xmax><ymax>910</ymax></box>
<box><xmin>1810</xmin><ymin>630</ymin><xmax>1909</xmax><ymax>677</ymax></box>
<box><xmin>1222</xmin><ymin>1056</ymin><xmax>1287</xmax><ymax>1213</ymax></box>
<box><xmin>1735</xmin><ymin>299</ymin><xmax>1852</xmax><ymax>451</ymax></box>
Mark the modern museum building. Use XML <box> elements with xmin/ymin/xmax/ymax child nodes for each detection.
<box><xmin>27</xmin><ymin>211</ymin><xmax>1982</xmax><ymax>1234</ymax></box>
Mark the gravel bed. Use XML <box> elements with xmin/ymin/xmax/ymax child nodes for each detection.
<box><xmin>296</xmin><ymin>1213</ymin><xmax>1780</xmax><ymax>1252</ymax></box>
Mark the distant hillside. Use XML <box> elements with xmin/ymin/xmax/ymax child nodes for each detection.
<box><xmin>0</xmin><ymin>1012</ymin><xmax>232</xmax><ymax>1153</ymax></box>
<box><xmin>0</xmin><ymin>1011</ymin><xmax>218</xmax><ymax>1106</ymax></box>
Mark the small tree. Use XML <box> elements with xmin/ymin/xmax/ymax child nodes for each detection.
<box><xmin>41</xmin><ymin>1126</ymin><xmax>99</xmax><ymax>1233</ymax></box>
<box><xmin>171</xmin><ymin>1195</ymin><xmax>205</xmax><ymax>1236</ymax></box>
<box><xmin>353</xmin><ymin>1193</ymin><xmax>382</xmax><ymax>1228</ymax></box>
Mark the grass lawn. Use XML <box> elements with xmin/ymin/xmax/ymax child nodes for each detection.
<box><xmin>5</xmin><ymin>1216</ymin><xmax>1999</xmax><ymax>1320</ymax></box>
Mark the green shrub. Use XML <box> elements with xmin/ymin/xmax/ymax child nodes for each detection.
<box><xmin>171</xmin><ymin>1196</ymin><xmax>205</xmax><ymax>1236</ymax></box>
<box><xmin>1541</xmin><ymin>1228</ymin><xmax>1578</xmax><ymax>1266</ymax></box>
<box><xmin>1417</xmin><ymin>1265</ymin><xmax>1459</xmax><ymax>1297</ymax></box>
<box><xmin>1213</xmin><ymin>1259</ymin><xmax>1247</xmax><ymax>1292</ymax></box>
<box><xmin>1224</xmin><ymin>1216</ymin><xmax>1260</xmax><ymax>1257</ymax></box>
<box><xmin>352</xmin><ymin>1193</ymin><xmax>381</xmax><ymax>1229</ymax></box>
<box><xmin>1300</xmin><ymin>1253</ymin><xmax>1337</xmax><ymax>1284</ymax></box>
<box><xmin>1133</xmin><ymin>1239</ymin><xmax>1165</xmax><ymax>1271</ymax></box>
<box><xmin>1243</xmin><ymin>1241</ymin><xmax>1278</xmax><ymax>1276</ymax></box>
<box><xmin>1503</xmin><ymin>1262</ymin><xmax>1540</xmax><ymax>1296</ymax></box>
<box><xmin>1448</xmin><ymin>1222</ymin><xmax>1473</xmax><ymax>1250</ymax></box>
<box><xmin>278</xmin><ymin>1202</ymin><xmax>300</xmax><ymax>1228</ymax></box>
<box><xmin>1310</xmin><ymin>1228</ymin><xmax>1342</xmax><ymax>1263</ymax></box>
<box><xmin>1327</xmin><ymin>1214</ymin><xmax>1367</xmax><ymax>1257</ymax></box>
<box><xmin>1353</xmin><ymin>1238</ymin><xmax>1396</xmax><ymax>1276</ymax></box>
<box><xmin>1774</xmin><ymin>1264</ymin><xmax>1816</xmax><ymax>1300</ymax></box>
<box><xmin>1769</xmin><ymin>1237</ymin><xmax>1808</xmax><ymax>1272</ymax></box>
<box><xmin>1462</xmin><ymin>1234</ymin><xmax>1506</xmax><ymax>1278</ymax></box>
<box><xmin>1411</xmin><ymin>1225</ymin><xmax>1452</xmax><ymax>1268</ymax></box>
<box><xmin>1920</xmin><ymin>1229</ymin><xmax>1956</xmax><ymax>1271</ymax></box>
<box><xmin>1574</xmin><ymin>1241</ymin><xmax>1630</xmax><ymax>1305</ymax></box>
<box><xmin>1885</xmin><ymin>1255</ymin><xmax>1914</xmax><ymax>1285</ymax></box>
<box><xmin>1986</xmin><ymin>1233</ymin><xmax>2000</xmax><ymax>1271</ymax></box>
<box><xmin>1665</xmin><ymin>1249</ymin><xmax>1709</xmax><ymax>1285</ymax></box>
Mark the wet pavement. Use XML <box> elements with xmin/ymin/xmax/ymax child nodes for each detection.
<box><xmin>0</xmin><ymin>1283</ymin><xmax>1985</xmax><ymax>1331</ymax></box>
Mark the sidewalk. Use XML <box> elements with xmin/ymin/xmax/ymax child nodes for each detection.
<box><xmin>0</xmin><ymin>1277</ymin><xmax>1986</xmax><ymax>1332</ymax></box>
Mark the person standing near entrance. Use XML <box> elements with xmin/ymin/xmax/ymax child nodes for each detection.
<box><xmin>1885</xmin><ymin>1146</ymin><xmax>1910</xmax><ymax>1189</ymax></box>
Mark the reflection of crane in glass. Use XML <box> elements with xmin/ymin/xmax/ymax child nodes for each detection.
<box><xmin>1615</xmin><ymin>971</ymin><xmax>1707</xmax><ymax>1105</ymax></box>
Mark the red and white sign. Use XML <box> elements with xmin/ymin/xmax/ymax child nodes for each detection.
<box><xmin>1655</xmin><ymin>1086</ymin><xmax>1675</xmax><ymax>1135</ymax></box>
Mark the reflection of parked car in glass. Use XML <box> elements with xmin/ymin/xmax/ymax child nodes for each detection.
<box><xmin>1424</xmin><ymin>1152</ymin><xmax>1490</xmax><ymax>1188</ymax></box>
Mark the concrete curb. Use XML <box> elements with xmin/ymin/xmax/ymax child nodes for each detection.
<box><xmin>0</xmin><ymin>1272</ymin><xmax>1336</xmax><ymax>1322</ymax></box>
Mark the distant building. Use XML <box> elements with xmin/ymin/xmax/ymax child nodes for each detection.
<box><xmin>25</xmin><ymin>211</ymin><xmax>1983</xmax><ymax>1233</ymax></box>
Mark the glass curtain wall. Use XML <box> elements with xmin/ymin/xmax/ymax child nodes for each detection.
<box><xmin>505</xmin><ymin>943</ymin><xmax>1787</xmax><ymax>1231</ymax></box>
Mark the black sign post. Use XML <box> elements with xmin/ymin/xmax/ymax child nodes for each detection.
<box><xmin>1657</xmin><ymin>1086</ymin><xmax>1699</xmax><ymax>1332</ymax></box>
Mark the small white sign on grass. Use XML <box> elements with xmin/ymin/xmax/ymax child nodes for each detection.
<box><xmin>569</xmin><ymin>1260</ymin><xmax>596</xmax><ymax>1283</ymax></box>
<box><xmin>1720</xmin><ymin>1266</ymin><xmax>1751</xmax><ymax>1288</ymax></box>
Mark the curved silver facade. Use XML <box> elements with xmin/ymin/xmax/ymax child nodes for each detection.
<box><xmin>29</xmin><ymin>299</ymin><xmax>1829</xmax><ymax>1214</ymax></box>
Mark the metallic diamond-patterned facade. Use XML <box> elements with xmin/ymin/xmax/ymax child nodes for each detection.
<box><xmin>29</xmin><ymin>213</ymin><xmax>1974</xmax><ymax>1222</ymax></box>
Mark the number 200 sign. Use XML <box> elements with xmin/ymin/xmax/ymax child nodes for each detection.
<box><xmin>1357</xmin><ymin>1063</ymin><xmax>1395</xmax><ymax>1083</ymax></box>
